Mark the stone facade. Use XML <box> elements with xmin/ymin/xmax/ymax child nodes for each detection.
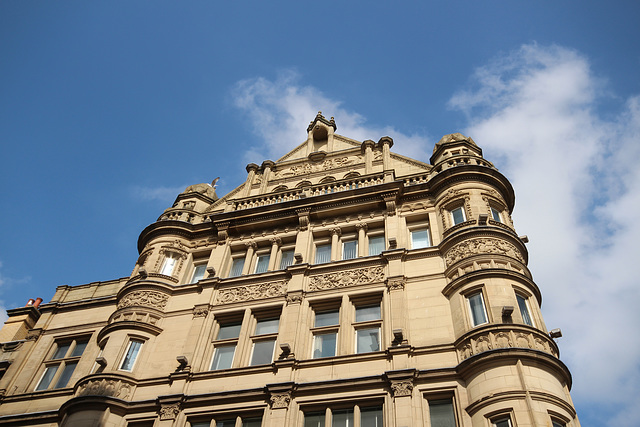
<box><xmin>0</xmin><ymin>113</ymin><xmax>579</xmax><ymax>426</ymax></box>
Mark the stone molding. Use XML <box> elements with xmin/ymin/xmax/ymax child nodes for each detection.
<box><xmin>118</xmin><ymin>290</ymin><xmax>169</xmax><ymax>311</ymax></box>
<box><xmin>75</xmin><ymin>375</ymin><xmax>136</xmax><ymax>400</ymax></box>
<box><xmin>444</xmin><ymin>237</ymin><xmax>524</xmax><ymax>267</ymax></box>
<box><xmin>308</xmin><ymin>266</ymin><xmax>385</xmax><ymax>291</ymax></box>
<box><xmin>216</xmin><ymin>280</ymin><xmax>288</xmax><ymax>304</ymax></box>
<box><xmin>456</xmin><ymin>325</ymin><xmax>558</xmax><ymax>361</ymax></box>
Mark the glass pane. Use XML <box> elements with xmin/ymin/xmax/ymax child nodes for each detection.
<box><xmin>315</xmin><ymin>244</ymin><xmax>331</xmax><ymax>264</ymax></box>
<box><xmin>315</xmin><ymin>310</ymin><xmax>339</xmax><ymax>327</ymax></box>
<box><xmin>36</xmin><ymin>365</ymin><xmax>58</xmax><ymax>391</ymax></box>
<box><xmin>552</xmin><ymin>421</ymin><xmax>565</xmax><ymax>427</ymax></box>
<box><xmin>429</xmin><ymin>399</ymin><xmax>456</xmax><ymax>427</ymax></box>
<box><xmin>192</xmin><ymin>264</ymin><xmax>207</xmax><ymax>282</ymax></box>
<box><xmin>411</xmin><ymin>229</ymin><xmax>430</xmax><ymax>249</ymax></box>
<box><xmin>356</xmin><ymin>305</ymin><xmax>381</xmax><ymax>322</ymax></box>
<box><xmin>54</xmin><ymin>361</ymin><xmax>77</xmax><ymax>388</ymax></box>
<box><xmin>217</xmin><ymin>322</ymin><xmax>242</xmax><ymax>340</ymax></box>
<box><xmin>120</xmin><ymin>340</ymin><xmax>142</xmax><ymax>371</ymax></box>
<box><xmin>305</xmin><ymin>412</ymin><xmax>326</xmax><ymax>427</ymax></box>
<box><xmin>493</xmin><ymin>417</ymin><xmax>511</xmax><ymax>427</ymax></box>
<box><xmin>242</xmin><ymin>417</ymin><xmax>262</xmax><ymax>427</ymax></box>
<box><xmin>230</xmin><ymin>258</ymin><xmax>245</xmax><ymax>277</ymax></box>
<box><xmin>452</xmin><ymin>207</ymin><xmax>465</xmax><ymax>225</ymax></box>
<box><xmin>332</xmin><ymin>409</ymin><xmax>354</xmax><ymax>427</ymax></box>
<box><xmin>357</xmin><ymin>328</ymin><xmax>380</xmax><ymax>353</ymax></box>
<box><xmin>215</xmin><ymin>419</ymin><xmax>236</xmax><ymax>427</ymax></box>
<box><xmin>70</xmin><ymin>340</ymin><xmax>88</xmax><ymax>357</ymax></box>
<box><xmin>255</xmin><ymin>318</ymin><xmax>279</xmax><ymax>335</ymax></box>
<box><xmin>211</xmin><ymin>345</ymin><xmax>236</xmax><ymax>370</ymax></box>
<box><xmin>255</xmin><ymin>254</ymin><xmax>270</xmax><ymax>274</ymax></box>
<box><xmin>491</xmin><ymin>207</ymin><xmax>502</xmax><ymax>222</ymax></box>
<box><xmin>52</xmin><ymin>342</ymin><xmax>71</xmax><ymax>359</ymax></box>
<box><xmin>313</xmin><ymin>332</ymin><xmax>337</xmax><ymax>358</ymax></box>
<box><xmin>517</xmin><ymin>295</ymin><xmax>533</xmax><ymax>326</ymax></box>
<box><xmin>360</xmin><ymin>406</ymin><xmax>383</xmax><ymax>427</ymax></box>
<box><xmin>250</xmin><ymin>339</ymin><xmax>275</xmax><ymax>365</ymax></box>
<box><xmin>161</xmin><ymin>255</ymin><xmax>176</xmax><ymax>275</ymax></box>
<box><xmin>342</xmin><ymin>240</ymin><xmax>357</xmax><ymax>260</ymax></box>
<box><xmin>468</xmin><ymin>293</ymin><xmax>487</xmax><ymax>326</ymax></box>
<box><xmin>190</xmin><ymin>422</ymin><xmax>211</xmax><ymax>427</ymax></box>
<box><xmin>279</xmin><ymin>250</ymin><xmax>294</xmax><ymax>269</ymax></box>
<box><xmin>368</xmin><ymin>235</ymin><xmax>385</xmax><ymax>256</ymax></box>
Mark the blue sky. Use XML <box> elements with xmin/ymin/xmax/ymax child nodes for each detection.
<box><xmin>1</xmin><ymin>2</ymin><xmax>639</xmax><ymax>425</ymax></box>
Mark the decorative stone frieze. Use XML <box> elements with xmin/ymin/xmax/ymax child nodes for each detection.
<box><xmin>111</xmin><ymin>309</ymin><xmax>162</xmax><ymax>325</ymax></box>
<box><xmin>216</xmin><ymin>281</ymin><xmax>288</xmax><ymax>304</ymax></box>
<box><xmin>159</xmin><ymin>403</ymin><xmax>180</xmax><ymax>420</ymax></box>
<box><xmin>456</xmin><ymin>326</ymin><xmax>558</xmax><ymax>361</ymax></box>
<box><xmin>118</xmin><ymin>291</ymin><xmax>169</xmax><ymax>311</ymax></box>
<box><xmin>444</xmin><ymin>238</ymin><xmax>524</xmax><ymax>267</ymax></box>
<box><xmin>308</xmin><ymin>266</ymin><xmax>385</xmax><ymax>291</ymax></box>
<box><xmin>76</xmin><ymin>377</ymin><xmax>135</xmax><ymax>400</ymax></box>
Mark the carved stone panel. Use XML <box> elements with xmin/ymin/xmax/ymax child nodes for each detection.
<box><xmin>390</xmin><ymin>380</ymin><xmax>414</xmax><ymax>397</ymax></box>
<box><xmin>308</xmin><ymin>266</ymin><xmax>385</xmax><ymax>291</ymax></box>
<box><xmin>76</xmin><ymin>378</ymin><xmax>134</xmax><ymax>400</ymax></box>
<box><xmin>216</xmin><ymin>281</ymin><xmax>288</xmax><ymax>304</ymax></box>
<box><xmin>269</xmin><ymin>391</ymin><xmax>292</xmax><ymax>409</ymax></box>
<box><xmin>118</xmin><ymin>291</ymin><xmax>169</xmax><ymax>311</ymax></box>
<box><xmin>444</xmin><ymin>238</ymin><xmax>524</xmax><ymax>267</ymax></box>
<box><xmin>159</xmin><ymin>403</ymin><xmax>180</xmax><ymax>420</ymax></box>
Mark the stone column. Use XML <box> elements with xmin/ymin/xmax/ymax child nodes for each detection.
<box><xmin>330</xmin><ymin>228</ymin><xmax>341</xmax><ymax>262</ymax></box>
<box><xmin>356</xmin><ymin>223</ymin><xmax>367</xmax><ymax>257</ymax></box>
<box><xmin>378</xmin><ymin>136</ymin><xmax>394</xmax><ymax>172</ymax></box>
<box><xmin>361</xmin><ymin>139</ymin><xmax>376</xmax><ymax>174</ymax></box>
<box><xmin>260</xmin><ymin>160</ymin><xmax>275</xmax><ymax>194</ymax></box>
<box><xmin>244</xmin><ymin>163</ymin><xmax>259</xmax><ymax>197</ymax></box>
<box><xmin>268</xmin><ymin>237</ymin><xmax>281</xmax><ymax>271</ymax></box>
<box><xmin>386</xmin><ymin>370</ymin><xmax>416</xmax><ymax>427</ymax></box>
<box><xmin>241</xmin><ymin>242</ymin><xmax>256</xmax><ymax>275</ymax></box>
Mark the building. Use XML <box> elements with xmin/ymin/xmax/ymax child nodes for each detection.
<box><xmin>0</xmin><ymin>113</ymin><xmax>579</xmax><ymax>426</ymax></box>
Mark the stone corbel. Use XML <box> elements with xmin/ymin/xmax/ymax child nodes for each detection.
<box><xmin>382</xmin><ymin>192</ymin><xmax>398</xmax><ymax>216</ymax></box>
<box><xmin>192</xmin><ymin>304</ymin><xmax>210</xmax><ymax>318</ymax></box>
<box><xmin>386</xmin><ymin>275</ymin><xmax>406</xmax><ymax>292</ymax></box>
<box><xmin>286</xmin><ymin>291</ymin><xmax>303</xmax><ymax>305</ymax></box>
<box><xmin>215</xmin><ymin>221</ymin><xmax>230</xmax><ymax>245</ymax></box>
<box><xmin>266</xmin><ymin>382</ymin><xmax>295</xmax><ymax>409</ymax></box>
<box><xmin>157</xmin><ymin>394</ymin><xmax>184</xmax><ymax>421</ymax></box>
<box><xmin>385</xmin><ymin>369</ymin><xmax>416</xmax><ymax>398</ymax></box>
<box><xmin>296</xmin><ymin>209</ymin><xmax>311</xmax><ymax>231</ymax></box>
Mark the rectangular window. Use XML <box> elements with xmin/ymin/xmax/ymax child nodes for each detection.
<box><xmin>160</xmin><ymin>254</ymin><xmax>177</xmax><ymax>276</ymax></box>
<box><xmin>191</xmin><ymin>264</ymin><xmax>207</xmax><ymax>283</ymax></box>
<box><xmin>516</xmin><ymin>294</ymin><xmax>533</xmax><ymax>326</ymax></box>
<box><xmin>196</xmin><ymin>417</ymin><xmax>262</xmax><ymax>427</ymax></box>
<box><xmin>360</xmin><ymin>406</ymin><xmax>383</xmax><ymax>427</ymax></box>
<box><xmin>551</xmin><ymin>420</ymin><xmax>566</xmax><ymax>427</ymax></box>
<box><xmin>254</xmin><ymin>254</ymin><xmax>270</xmax><ymax>274</ymax></box>
<box><xmin>342</xmin><ymin>240</ymin><xmax>358</xmax><ymax>260</ymax></box>
<box><xmin>451</xmin><ymin>207</ymin><xmax>466</xmax><ymax>225</ymax></box>
<box><xmin>211</xmin><ymin>320</ymin><xmax>242</xmax><ymax>370</ymax></box>
<box><xmin>279</xmin><ymin>249</ymin><xmax>294</xmax><ymax>269</ymax></box>
<box><xmin>230</xmin><ymin>257</ymin><xmax>245</xmax><ymax>277</ymax></box>
<box><xmin>36</xmin><ymin>338</ymin><xmax>89</xmax><ymax>391</ymax></box>
<box><xmin>312</xmin><ymin>309</ymin><xmax>339</xmax><ymax>359</ymax></box>
<box><xmin>428</xmin><ymin>398</ymin><xmax>456</xmax><ymax>427</ymax></box>
<box><xmin>354</xmin><ymin>304</ymin><xmax>382</xmax><ymax>353</ymax></box>
<box><xmin>368</xmin><ymin>235</ymin><xmax>385</xmax><ymax>256</ymax></box>
<box><xmin>211</xmin><ymin>345</ymin><xmax>236</xmax><ymax>370</ymax></box>
<box><xmin>332</xmin><ymin>409</ymin><xmax>354</xmax><ymax>427</ymax></box>
<box><xmin>356</xmin><ymin>328</ymin><xmax>380</xmax><ymax>353</ymax></box>
<box><xmin>315</xmin><ymin>243</ymin><xmax>331</xmax><ymax>264</ymax></box>
<box><xmin>304</xmin><ymin>412</ymin><xmax>325</xmax><ymax>427</ymax></box>
<box><xmin>411</xmin><ymin>228</ymin><xmax>431</xmax><ymax>249</ymax></box>
<box><xmin>250</xmin><ymin>317</ymin><xmax>279</xmax><ymax>366</ymax></box>
<box><xmin>304</xmin><ymin>406</ymin><xmax>382</xmax><ymax>427</ymax></box>
<box><xmin>492</xmin><ymin>417</ymin><xmax>512</xmax><ymax>427</ymax></box>
<box><xmin>467</xmin><ymin>292</ymin><xmax>488</xmax><ymax>327</ymax></box>
<box><xmin>119</xmin><ymin>339</ymin><xmax>143</xmax><ymax>371</ymax></box>
<box><xmin>490</xmin><ymin>207</ymin><xmax>502</xmax><ymax>223</ymax></box>
<box><xmin>356</xmin><ymin>305</ymin><xmax>381</xmax><ymax>322</ymax></box>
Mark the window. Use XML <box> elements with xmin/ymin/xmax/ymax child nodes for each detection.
<box><xmin>191</xmin><ymin>416</ymin><xmax>262</xmax><ymax>427</ymax></box>
<box><xmin>36</xmin><ymin>338</ymin><xmax>89</xmax><ymax>391</ymax></box>
<box><xmin>211</xmin><ymin>321</ymin><xmax>242</xmax><ymax>370</ymax></box>
<box><xmin>368</xmin><ymin>235</ymin><xmax>385</xmax><ymax>256</ymax></box>
<box><xmin>428</xmin><ymin>398</ymin><xmax>456</xmax><ymax>427</ymax></box>
<box><xmin>160</xmin><ymin>254</ymin><xmax>178</xmax><ymax>276</ymax></box>
<box><xmin>491</xmin><ymin>416</ymin><xmax>512</xmax><ymax>427</ymax></box>
<box><xmin>516</xmin><ymin>294</ymin><xmax>533</xmax><ymax>326</ymax></box>
<box><xmin>191</xmin><ymin>264</ymin><xmax>207</xmax><ymax>283</ymax></box>
<box><xmin>551</xmin><ymin>419</ymin><xmax>566</xmax><ymax>427</ymax></box>
<box><xmin>490</xmin><ymin>207</ymin><xmax>502</xmax><ymax>223</ymax></box>
<box><xmin>254</xmin><ymin>254</ymin><xmax>270</xmax><ymax>274</ymax></box>
<box><xmin>315</xmin><ymin>243</ymin><xmax>331</xmax><ymax>264</ymax></box>
<box><xmin>354</xmin><ymin>304</ymin><xmax>381</xmax><ymax>353</ymax></box>
<box><xmin>119</xmin><ymin>339</ymin><xmax>143</xmax><ymax>371</ymax></box>
<box><xmin>250</xmin><ymin>317</ymin><xmax>279</xmax><ymax>366</ymax></box>
<box><xmin>467</xmin><ymin>292</ymin><xmax>488</xmax><ymax>327</ymax></box>
<box><xmin>342</xmin><ymin>240</ymin><xmax>357</xmax><ymax>260</ymax></box>
<box><xmin>410</xmin><ymin>228</ymin><xmax>431</xmax><ymax>249</ymax></box>
<box><xmin>279</xmin><ymin>249</ymin><xmax>294</xmax><ymax>269</ymax></box>
<box><xmin>304</xmin><ymin>405</ymin><xmax>382</xmax><ymax>427</ymax></box>
<box><xmin>312</xmin><ymin>309</ymin><xmax>339</xmax><ymax>358</ymax></box>
<box><xmin>230</xmin><ymin>257</ymin><xmax>245</xmax><ymax>277</ymax></box>
<box><xmin>451</xmin><ymin>207</ymin><xmax>466</xmax><ymax>225</ymax></box>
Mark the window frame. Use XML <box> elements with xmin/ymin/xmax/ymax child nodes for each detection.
<box><xmin>426</xmin><ymin>396</ymin><xmax>458</xmax><ymax>427</ymax></box>
<box><xmin>353</xmin><ymin>300</ymin><xmax>382</xmax><ymax>354</ymax></box>
<box><xmin>160</xmin><ymin>253</ymin><xmax>179</xmax><ymax>276</ymax></box>
<box><xmin>466</xmin><ymin>290</ymin><xmax>489</xmax><ymax>327</ymax></box>
<box><xmin>367</xmin><ymin>233</ymin><xmax>386</xmax><ymax>256</ymax></box>
<box><xmin>279</xmin><ymin>248</ymin><xmax>295</xmax><ymax>270</ymax></box>
<box><xmin>342</xmin><ymin>238</ymin><xmax>358</xmax><ymax>260</ymax></box>
<box><xmin>35</xmin><ymin>337</ymin><xmax>90</xmax><ymax>391</ymax></box>
<box><xmin>314</xmin><ymin>241</ymin><xmax>332</xmax><ymax>264</ymax></box>
<box><xmin>190</xmin><ymin>263</ymin><xmax>208</xmax><ymax>283</ymax></box>
<box><xmin>249</xmin><ymin>314</ymin><xmax>281</xmax><ymax>366</ymax></box>
<box><xmin>253</xmin><ymin>252</ymin><xmax>271</xmax><ymax>274</ymax></box>
<box><xmin>210</xmin><ymin>317</ymin><xmax>243</xmax><ymax>371</ymax></box>
<box><xmin>490</xmin><ymin>206</ymin><xmax>502</xmax><ymax>223</ymax></box>
<box><xmin>409</xmin><ymin>226</ymin><xmax>431</xmax><ymax>250</ymax></box>
<box><xmin>310</xmin><ymin>307</ymin><xmax>340</xmax><ymax>359</ymax></box>
<box><xmin>302</xmin><ymin>403</ymin><xmax>383</xmax><ymax>427</ymax></box>
<box><xmin>450</xmin><ymin>206</ymin><xmax>466</xmax><ymax>226</ymax></box>
<box><xmin>515</xmin><ymin>293</ymin><xmax>534</xmax><ymax>327</ymax></box>
<box><xmin>229</xmin><ymin>255</ymin><xmax>246</xmax><ymax>278</ymax></box>
<box><xmin>119</xmin><ymin>338</ymin><xmax>144</xmax><ymax>372</ymax></box>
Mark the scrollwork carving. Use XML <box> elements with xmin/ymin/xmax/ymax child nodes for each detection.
<box><xmin>269</xmin><ymin>391</ymin><xmax>292</xmax><ymax>409</ymax></box>
<box><xmin>309</xmin><ymin>266</ymin><xmax>385</xmax><ymax>291</ymax></box>
<box><xmin>118</xmin><ymin>291</ymin><xmax>169</xmax><ymax>310</ymax></box>
<box><xmin>390</xmin><ymin>380</ymin><xmax>413</xmax><ymax>397</ymax></box>
<box><xmin>444</xmin><ymin>238</ymin><xmax>524</xmax><ymax>267</ymax></box>
<box><xmin>216</xmin><ymin>281</ymin><xmax>288</xmax><ymax>304</ymax></box>
<box><xmin>159</xmin><ymin>403</ymin><xmax>180</xmax><ymax>420</ymax></box>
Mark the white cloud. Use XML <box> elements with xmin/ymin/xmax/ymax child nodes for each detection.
<box><xmin>232</xmin><ymin>70</ymin><xmax>431</xmax><ymax>161</ymax></box>
<box><xmin>449</xmin><ymin>44</ymin><xmax>640</xmax><ymax>426</ymax></box>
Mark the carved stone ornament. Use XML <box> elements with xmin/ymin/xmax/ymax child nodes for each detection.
<box><xmin>269</xmin><ymin>391</ymin><xmax>292</xmax><ymax>409</ymax></box>
<box><xmin>444</xmin><ymin>238</ymin><xmax>524</xmax><ymax>267</ymax></box>
<box><xmin>390</xmin><ymin>380</ymin><xmax>414</xmax><ymax>397</ymax></box>
<box><xmin>386</xmin><ymin>276</ymin><xmax>406</xmax><ymax>291</ymax></box>
<box><xmin>192</xmin><ymin>305</ymin><xmax>210</xmax><ymax>318</ymax></box>
<box><xmin>118</xmin><ymin>290</ymin><xmax>169</xmax><ymax>310</ymax></box>
<box><xmin>26</xmin><ymin>328</ymin><xmax>43</xmax><ymax>341</ymax></box>
<box><xmin>216</xmin><ymin>281</ymin><xmax>288</xmax><ymax>304</ymax></box>
<box><xmin>159</xmin><ymin>403</ymin><xmax>180</xmax><ymax>420</ymax></box>
<box><xmin>286</xmin><ymin>292</ymin><xmax>303</xmax><ymax>305</ymax></box>
<box><xmin>309</xmin><ymin>266</ymin><xmax>385</xmax><ymax>291</ymax></box>
<box><xmin>76</xmin><ymin>378</ymin><xmax>133</xmax><ymax>400</ymax></box>
<box><xmin>274</xmin><ymin>156</ymin><xmax>357</xmax><ymax>178</ymax></box>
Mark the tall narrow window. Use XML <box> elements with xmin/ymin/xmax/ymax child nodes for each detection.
<box><xmin>451</xmin><ymin>207</ymin><xmax>466</xmax><ymax>225</ymax></box>
<box><xmin>368</xmin><ymin>235</ymin><xmax>385</xmax><ymax>256</ymax></box>
<box><xmin>516</xmin><ymin>294</ymin><xmax>533</xmax><ymax>326</ymax></box>
<box><xmin>360</xmin><ymin>406</ymin><xmax>383</xmax><ymax>427</ymax></box>
<box><xmin>355</xmin><ymin>304</ymin><xmax>381</xmax><ymax>353</ymax></box>
<box><xmin>35</xmin><ymin>338</ymin><xmax>89</xmax><ymax>391</ymax></box>
<box><xmin>254</xmin><ymin>254</ymin><xmax>270</xmax><ymax>274</ymax></box>
<box><xmin>211</xmin><ymin>321</ymin><xmax>242</xmax><ymax>370</ymax></box>
<box><xmin>250</xmin><ymin>317</ymin><xmax>279</xmax><ymax>366</ymax></box>
<box><xmin>279</xmin><ymin>249</ymin><xmax>294</xmax><ymax>269</ymax></box>
<box><xmin>332</xmin><ymin>409</ymin><xmax>354</xmax><ymax>427</ymax></box>
<box><xmin>315</xmin><ymin>243</ymin><xmax>331</xmax><ymax>264</ymax></box>
<box><xmin>230</xmin><ymin>257</ymin><xmax>245</xmax><ymax>277</ymax></box>
<box><xmin>160</xmin><ymin>254</ymin><xmax>177</xmax><ymax>276</ymax></box>
<box><xmin>305</xmin><ymin>412</ymin><xmax>325</xmax><ymax>427</ymax></box>
<box><xmin>305</xmin><ymin>406</ymin><xmax>382</xmax><ymax>427</ymax></box>
<box><xmin>342</xmin><ymin>240</ymin><xmax>357</xmax><ymax>260</ymax></box>
<box><xmin>428</xmin><ymin>398</ymin><xmax>456</xmax><ymax>427</ymax></box>
<box><xmin>119</xmin><ymin>339</ymin><xmax>143</xmax><ymax>371</ymax></box>
<box><xmin>312</xmin><ymin>309</ymin><xmax>339</xmax><ymax>358</ymax></box>
<box><xmin>191</xmin><ymin>264</ymin><xmax>207</xmax><ymax>283</ymax></box>
<box><xmin>490</xmin><ymin>207</ymin><xmax>502</xmax><ymax>223</ymax></box>
<box><xmin>492</xmin><ymin>416</ymin><xmax>512</xmax><ymax>427</ymax></box>
<box><xmin>411</xmin><ymin>228</ymin><xmax>431</xmax><ymax>249</ymax></box>
<box><xmin>467</xmin><ymin>292</ymin><xmax>488</xmax><ymax>327</ymax></box>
